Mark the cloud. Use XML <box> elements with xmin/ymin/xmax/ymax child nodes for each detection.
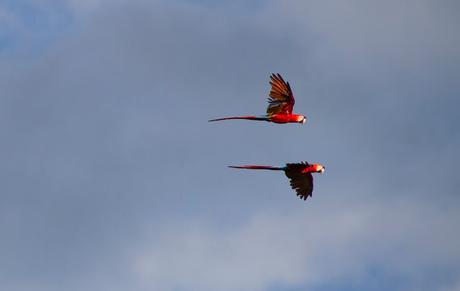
<box><xmin>0</xmin><ymin>0</ymin><xmax>459</xmax><ymax>291</ymax></box>
<box><xmin>133</xmin><ymin>198</ymin><xmax>460</xmax><ymax>291</ymax></box>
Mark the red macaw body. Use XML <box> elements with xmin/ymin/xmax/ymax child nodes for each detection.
<box><xmin>269</xmin><ymin>113</ymin><xmax>305</xmax><ymax>124</ymax></box>
<box><xmin>229</xmin><ymin>162</ymin><xmax>325</xmax><ymax>200</ymax></box>
<box><xmin>209</xmin><ymin>73</ymin><xmax>307</xmax><ymax>124</ymax></box>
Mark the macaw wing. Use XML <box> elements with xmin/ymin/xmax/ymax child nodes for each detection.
<box><xmin>267</xmin><ymin>73</ymin><xmax>295</xmax><ymax>115</ymax></box>
<box><xmin>285</xmin><ymin>162</ymin><xmax>313</xmax><ymax>200</ymax></box>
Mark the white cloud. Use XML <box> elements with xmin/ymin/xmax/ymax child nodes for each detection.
<box><xmin>133</xmin><ymin>198</ymin><xmax>460</xmax><ymax>291</ymax></box>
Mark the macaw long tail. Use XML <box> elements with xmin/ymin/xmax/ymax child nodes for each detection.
<box><xmin>208</xmin><ymin>116</ymin><xmax>268</xmax><ymax>122</ymax></box>
<box><xmin>228</xmin><ymin>165</ymin><xmax>284</xmax><ymax>171</ymax></box>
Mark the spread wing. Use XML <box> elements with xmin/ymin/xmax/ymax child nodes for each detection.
<box><xmin>284</xmin><ymin>162</ymin><xmax>313</xmax><ymax>200</ymax></box>
<box><xmin>267</xmin><ymin>73</ymin><xmax>295</xmax><ymax>115</ymax></box>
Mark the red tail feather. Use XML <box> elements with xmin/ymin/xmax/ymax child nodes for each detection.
<box><xmin>208</xmin><ymin>116</ymin><xmax>268</xmax><ymax>122</ymax></box>
<box><xmin>228</xmin><ymin>165</ymin><xmax>284</xmax><ymax>171</ymax></box>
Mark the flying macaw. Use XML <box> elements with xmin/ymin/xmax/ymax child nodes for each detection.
<box><xmin>209</xmin><ymin>73</ymin><xmax>307</xmax><ymax>124</ymax></box>
<box><xmin>229</xmin><ymin>162</ymin><xmax>325</xmax><ymax>200</ymax></box>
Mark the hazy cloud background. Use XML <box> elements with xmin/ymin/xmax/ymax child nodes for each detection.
<box><xmin>1</xmin><ymin>0</ymin><xmax>459</xmax><ymax>290</ymax></box>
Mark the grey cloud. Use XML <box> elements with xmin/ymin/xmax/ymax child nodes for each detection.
<box><xmin>0</xmin><ymin>0</ymin><xmax>459</xmax><ymax>290</ymax></box>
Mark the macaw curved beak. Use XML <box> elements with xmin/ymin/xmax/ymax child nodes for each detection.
<box><xmin>302</xmin><ymin>118</ymin><xmax>306</xmax><ymax>124</ymax></box>
<box><xmin>319</xmin><ymin>168</ymin><xmax>325</xmax><ymax>174</ymax></box>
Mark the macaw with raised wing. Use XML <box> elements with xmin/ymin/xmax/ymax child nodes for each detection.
<box><xmin>209</xmin><ymin>73</ymin><xmax>307</xmax><ymax>124</ymax></box>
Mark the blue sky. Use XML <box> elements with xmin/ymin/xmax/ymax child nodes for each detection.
<box><xmin>1</xmin><ymin>1</ymin><xmax>459</xmax><ymax>291</ymax></box>
<box><xmin>0</xmin><ymin>0</ymin><xmax>72</xmax><ymax>55</ymax></box>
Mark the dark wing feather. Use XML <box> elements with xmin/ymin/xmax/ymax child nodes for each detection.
<box><xmin>267</xmin><ymin>73</ymin><xmax>295</xmax><ymax>115</ymax></box>
<box><xmin>284</xmin><ymin>162</ymin><xmax>313</xmax><ymax>200</ymax></box>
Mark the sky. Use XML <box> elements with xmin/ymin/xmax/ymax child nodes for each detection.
<box><xmin>1</xmin><ymin>0</ymin><xmax>459</xmax><ymax>290</ymax></box>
